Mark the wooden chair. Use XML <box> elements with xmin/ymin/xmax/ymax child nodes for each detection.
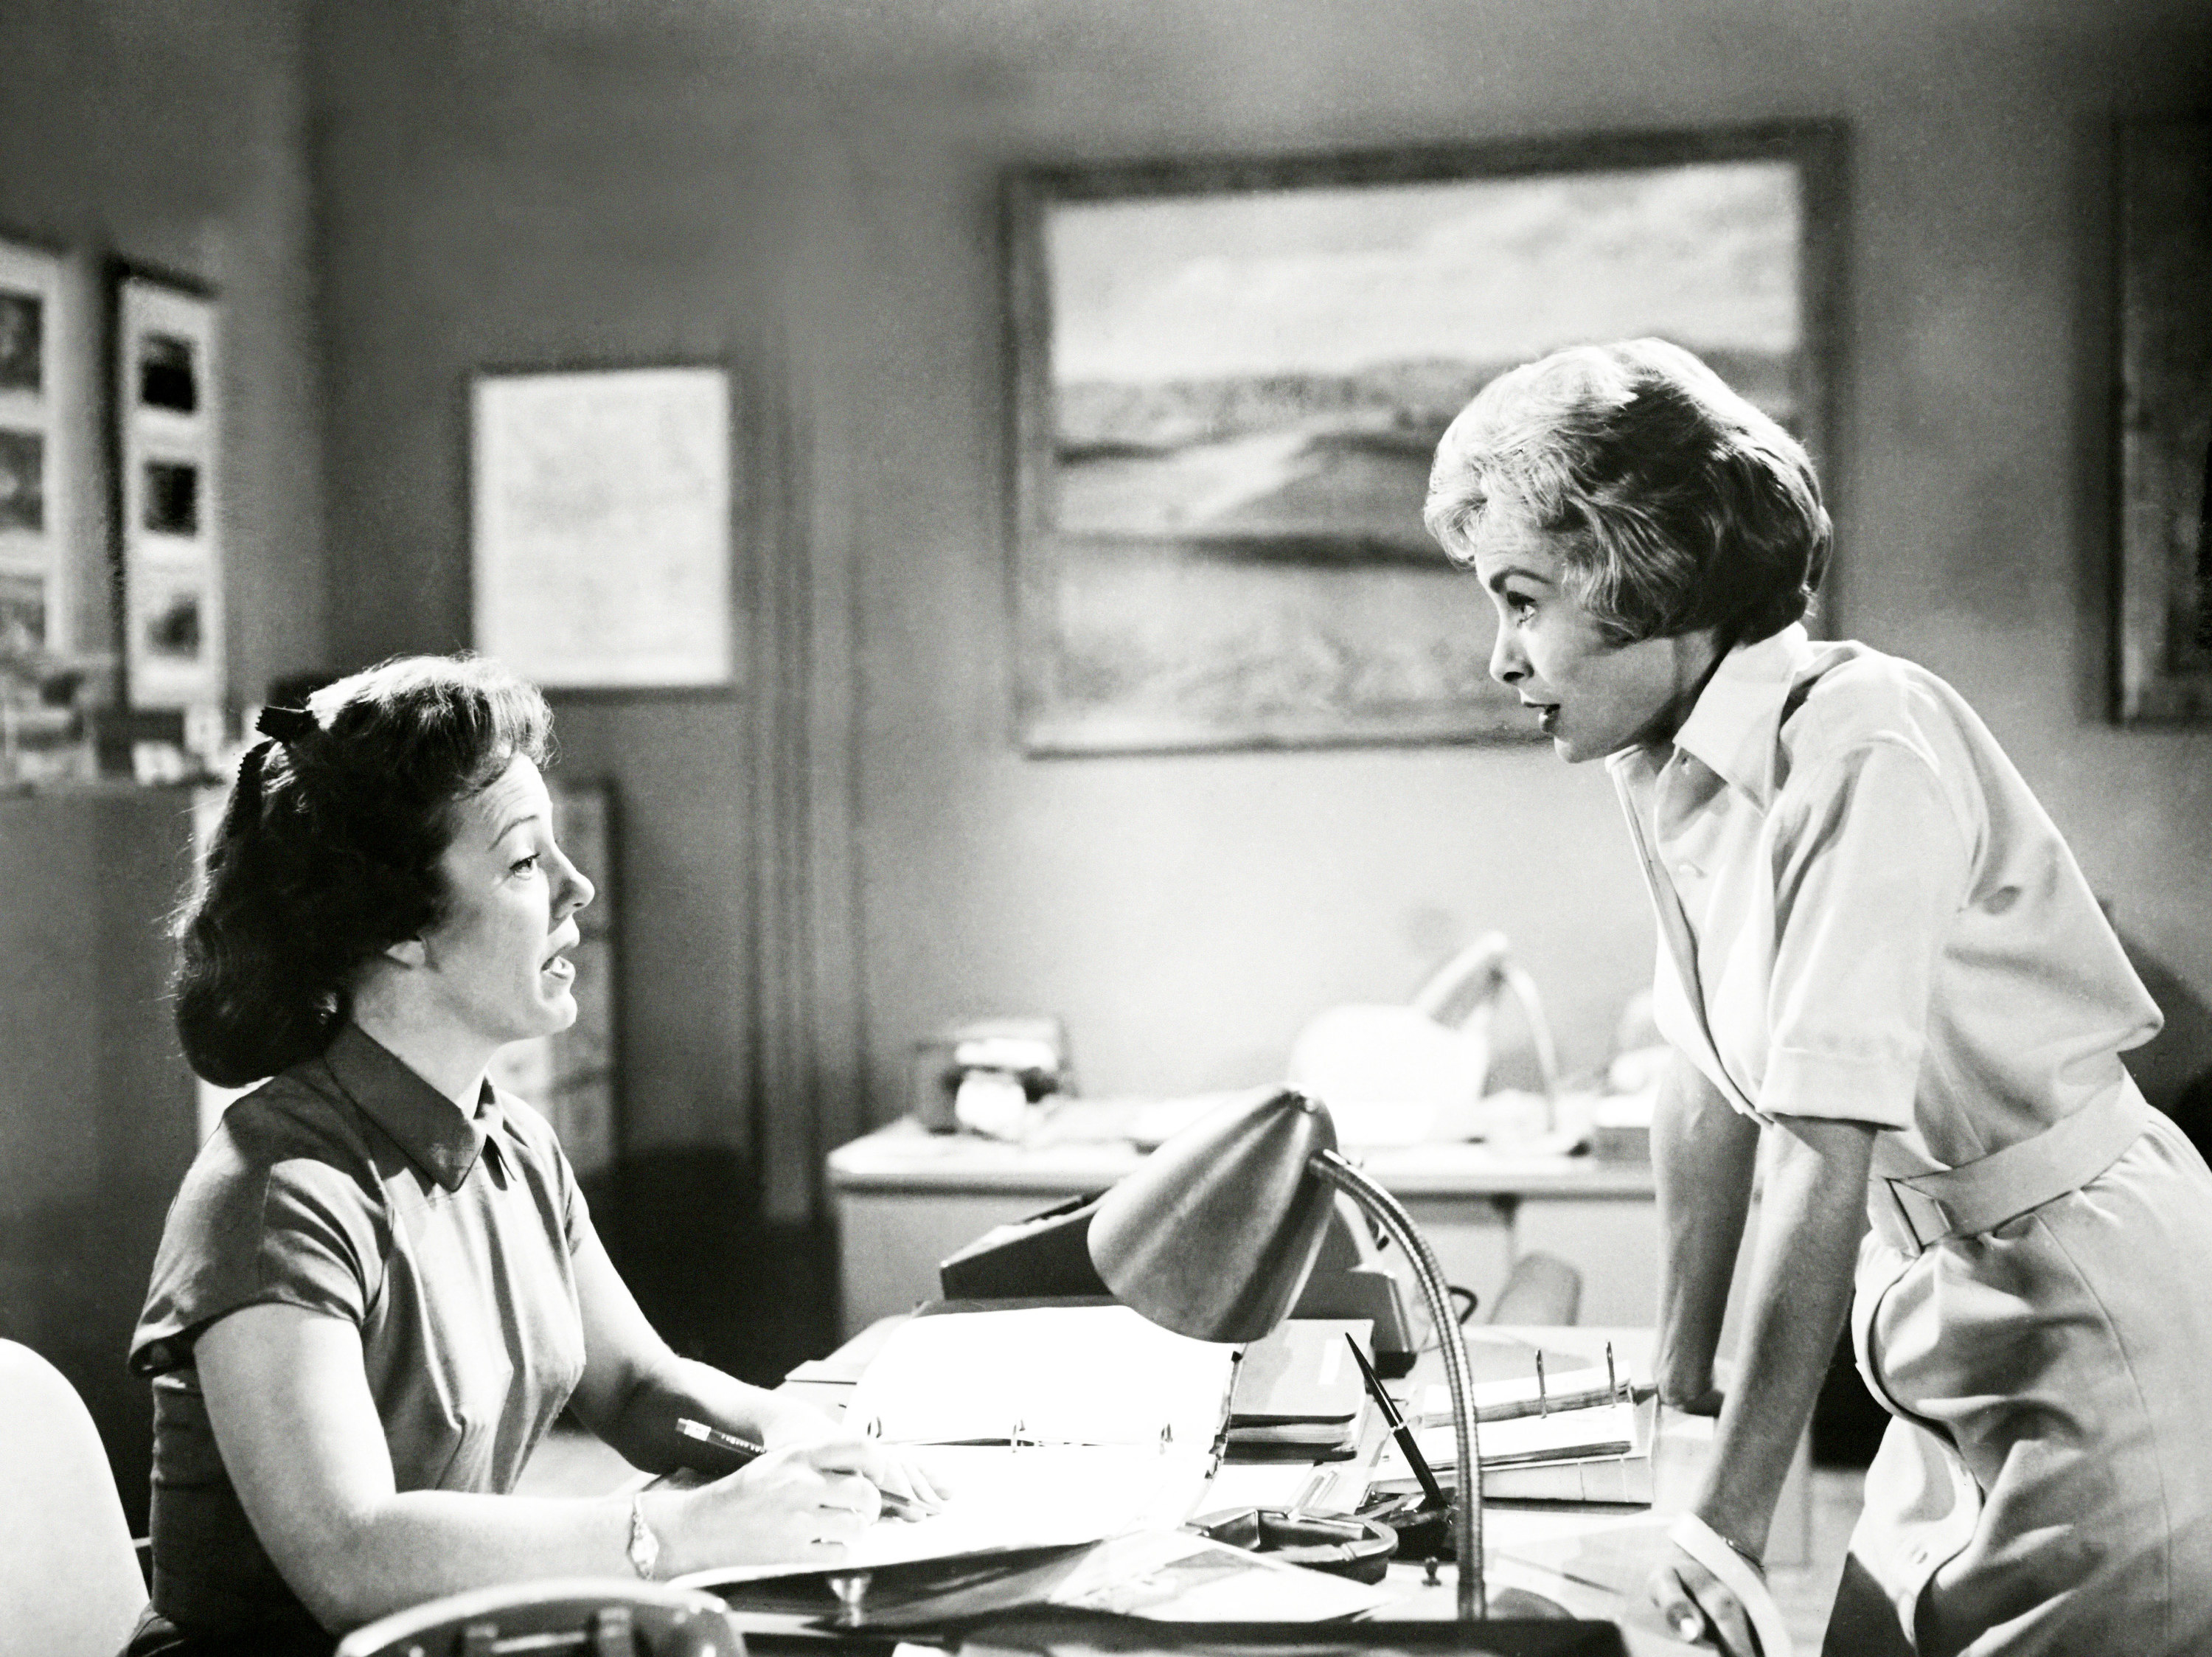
<box><xmin>333</xmin><ymin>1578</ymin><xmax>745</xmax><ymax>1657</ymax></box>
<box><xmin>0</xmin><ymin>1339</ymin><xmax>151</xmax><ymax>1657</ymax></box>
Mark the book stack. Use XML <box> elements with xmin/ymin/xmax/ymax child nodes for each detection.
<box><xmin>1368</xmin><ymin>1363</ymin><xmax>1658</xmax><ymax>1504</ymax></box>
<box><xmin>1221</xmin><ymin>1319</ymin><xmax>1371</xmax><ymax>1462</ymax></box>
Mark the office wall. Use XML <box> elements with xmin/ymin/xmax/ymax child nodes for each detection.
<box><xmin>310</xmin><ymin>0</ymin><xmax>2212</xmax><ymax>1218</ymax></box>
<box><xmin>0</xmin><ymin>0</ymin><xmax>322</xmax><ymax>1528</ymax></box>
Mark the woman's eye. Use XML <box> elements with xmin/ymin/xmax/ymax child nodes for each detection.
<box><xmin>1506</xmin><ymin>593</ymin><xmax>1537</xmax><ymax>619</ymax></box>
<box><xmin>511</xmin><ymin>854</ymin><xmax>541</xmax><ymax>875</ymax></box>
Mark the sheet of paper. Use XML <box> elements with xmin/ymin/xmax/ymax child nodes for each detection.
<box><xmin>675</xmin><ymin>1443</ymin><xmax>1217</xmax><ymax>1585</ymax></box>
<box><xmin>844</xmin><ymin>1305</ymin><xmax>1238</xmax><ymax>1451</ymax></box>
<box><xmin>1372</xmin><ymin>1399</ymin><xmax>1639</xmax><ymax>1476</ymax></box>
<box><xmin>1045</xmin><ymin>1529</ymin><xmax>1394</xmax><ymax>1620</ymax></box>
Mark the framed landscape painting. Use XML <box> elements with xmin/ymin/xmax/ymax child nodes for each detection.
<box><xmin>1006</xmin><ymin>124</ymin><xmax>1846</xmax><ymax>754</ymax></box>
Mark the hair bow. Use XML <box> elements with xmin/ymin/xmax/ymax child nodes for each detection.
<box><xmin>255</xmin><ymin>704</ymin><xmax>317</xmax><ymax>743</ymax></box>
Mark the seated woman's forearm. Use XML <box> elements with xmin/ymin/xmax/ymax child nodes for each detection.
<box><xmin>288</xmin><ymin>1489</ymin><xmax>640</xmax><ymax>1631</ymax></box>
<box><xmin>1696</xmin><ymin>1114</ymin><xmax>1871</xmax><ymax>1554</ymax></box>
<box><xmin>588</xmin><ymin>1354</ymin><xmax>838</xmax><ymax>1473</ymax></box>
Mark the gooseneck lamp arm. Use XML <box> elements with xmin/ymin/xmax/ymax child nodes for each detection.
<box><xmin>1310</xmin><ymin>1149</ymin><xmax>1485</xmax><ymax>1621</ymax></box>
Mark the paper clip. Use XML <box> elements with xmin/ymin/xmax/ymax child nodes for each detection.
<box><xmin>1009</xmin><ymin>1416</ymin><xmax>1031</xmax><ymax>1452</ymax></box>
<box><xmin>1607</xmin><ymin>1342</ymin><xmax>1621</xmax><ymax>1404</ymax></box>
<box><xmin>1535</xmin><ymin>1350</ymin><xmax>1548</xmax><ymax>1417</ymax></box>
<box><xmin>1158</xmin><ymin>1421</ymin><xmax>1175</xmax><ymax>1454</ymax></box>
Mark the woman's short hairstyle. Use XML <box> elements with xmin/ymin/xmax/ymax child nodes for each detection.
<box><xmin>1422</xmin><ymin>338</ymin><xmax>1830</xmax><ymax>648</ymax></box>
<box><xmin>173</xmin><ymin>655</ymin><xmax>552</xmax><ymax>1086</ymax></box>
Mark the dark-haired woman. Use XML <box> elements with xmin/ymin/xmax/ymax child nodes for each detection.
<box><xmin>128</xmin><ymin>657</ymin><xmax>935</xmax><ymax>1656</ymax></box>
<box><xmin>1425</xmin><ymin>341</ymin><xmax>2212</xmax><ymax>1656</ymax></box>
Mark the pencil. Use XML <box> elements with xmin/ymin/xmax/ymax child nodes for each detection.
<box><xmin>673</xmin><ymin>1417</ymin><xmax>931</xmax><ymax>1521</ymax></box>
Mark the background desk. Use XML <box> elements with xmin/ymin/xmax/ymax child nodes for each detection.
<box><xmin>827</xmin><ymin>1117</ymin><xmax>1660</xmax><ymax>1338</ymax></box>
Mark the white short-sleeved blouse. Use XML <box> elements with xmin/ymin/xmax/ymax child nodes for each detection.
<box><xmin>1607</xmin><ymin>624</ymin><xmax>2160</xmax><ymax>1175</ymax></box>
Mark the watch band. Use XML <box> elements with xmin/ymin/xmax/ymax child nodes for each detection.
<box><xmin>627</xmin><ymin>1490</ymin><xmax>662</xmax><ymax>1580</ymax></box>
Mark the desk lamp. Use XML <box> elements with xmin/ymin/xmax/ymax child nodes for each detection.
<box><xmin>1085</xmin><ymin>1088</ymin><xmax>1486</xmax><ymax>1616</ymax></box>
<box><xmin>1089</xmin><ymin>1088</ymin><xmax>1609</xmax><ymax>1633</ymax></box>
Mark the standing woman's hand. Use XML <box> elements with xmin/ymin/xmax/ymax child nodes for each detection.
<box><xmin>1646</xmin><ymin>1512</ymin><xmax>1790</xmax><ymax>1656</ymax></box>
<box><xmin>1649</xmin><ymin>1548</ymin><xmax>1759</xmax><ymax>1654</ymax></box>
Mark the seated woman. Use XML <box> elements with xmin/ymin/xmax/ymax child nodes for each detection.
<box><xmin>1425</xmin><ymin>340</ymin><xmax>2212</xmax><ymax>1656</ymax></box>
<box><xmin>128</xmin><ymin>656</ymin><xmax>933</xmax><ymax>1656</ymax></box>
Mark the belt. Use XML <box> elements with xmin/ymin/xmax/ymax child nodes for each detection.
<box><xmin>1868</xmin><ymin>1074</ymin><xmax>2152</xmax><ymax>1254</ymax></box>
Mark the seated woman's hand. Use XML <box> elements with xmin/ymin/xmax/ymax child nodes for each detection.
<box><xmin>678</xmin><ymin>1437</ymin><xmax>891</xmax><ymax>1563</ymax></box>
<box><xmin>754</xmin><ymin>1401</ymin><xmax>947</xmax><ymax>1514</ymax></box>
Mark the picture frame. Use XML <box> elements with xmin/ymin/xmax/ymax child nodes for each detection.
<box><xmin>470</xmin><ymin>365</ymin><xmax>735</xmax><ymax>690</ymax></box>
<box><xmin>111</xmin><ymin>263</ymin><xmax>223</xmax><ymax>711</ymax></box>
<box><xmin>1006</xmin><ymin>123</ymin><xmax>1846</xmax><ymax>755</ymax></box>
<box><xmin>0</xmin><ymin>232</ymin><xmax>74</xmax><ymax>668</ymax></box>
<box><xmin>2115</xmin><ymin>118</ymin><xmax>2212</xmax><ymax>724</ymax></box>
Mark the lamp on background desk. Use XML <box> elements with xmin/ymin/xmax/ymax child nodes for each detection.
<box><xmin>1087</xmin><ymin>1087</ymin><xmax>1618</xmax><ymax>1642</ymax></box>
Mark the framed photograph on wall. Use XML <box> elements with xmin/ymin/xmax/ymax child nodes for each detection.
<box><xmin>1006</xmin><ymin>123</ymin><xmax>1846</xmax><ymax>754</ymax></box>
<box><xmin>112</xmin><ymin>264</ymin><xmax>223</xmax><ymax>711</ymax></box>
<box><xmin>470</xmin><ymin>365</ymin><xmax>735</xmax><ymax>689</ymax></box>
<box><xmin>2115</xmin><ymin>118</ymin><xmax>2212</xmax><ymax>724</ymax></box>
<box><xmin>0</xmin><ymin>234</ymin><xmax>74</xmax><ymax>667</ymax></box>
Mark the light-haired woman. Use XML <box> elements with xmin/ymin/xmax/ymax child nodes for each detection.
<box><xmin>1425</xmin><ymin>339</ymin><xmax>2212</xmax><ymax>1656</ymax></box>
<box><xmin>128</xmin><ymin>656</ymin><xmax>934</xmax><ymax>1657</ymax></box>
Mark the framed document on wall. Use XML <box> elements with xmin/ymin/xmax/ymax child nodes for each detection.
<box><xmin>0</xmin><ymin>234</ymin><xmax>74</xmax><ymax>665</ymax></box>
<box><xmin>470</xmin><ymin>365</ymin><xmax>735</xmax><ymax>689</ymax></box>
<box><xmin>112</xmin><ymin>265</ymin><xmax>223</xmax><ymax>710</ymax></box>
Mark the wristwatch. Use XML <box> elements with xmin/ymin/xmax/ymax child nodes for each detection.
<box><xmin>627</xmin><ymin>1491</ymin><xmax>661</xmax><ymax>1580</ymax></box>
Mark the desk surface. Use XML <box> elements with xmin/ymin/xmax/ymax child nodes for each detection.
<box><xmin>777</xmin><ymin>1316</ymin><xmax>1707</xmax><ymax>1655</ymax></box>
<box><xmin>830</xmin><ymin>1112</ymin><xmax>1655</xmax><ymax>1199</ymax></box>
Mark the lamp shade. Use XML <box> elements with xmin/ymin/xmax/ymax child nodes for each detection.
<box><xmin>1087</xmin><ymin>1088</ymin><xmax>1339</xmax><ymax>1344</ymax></box>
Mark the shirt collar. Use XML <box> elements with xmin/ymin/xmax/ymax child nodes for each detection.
<box><xmin>1630</xmin><ymin>623</ymin><xmax>1815</xmax><ymax>807</ymax></box>
<box><xmin>314</xmin><ymin>1023</ymin><xmax>503</xmax><ymax>1193</ymax></box>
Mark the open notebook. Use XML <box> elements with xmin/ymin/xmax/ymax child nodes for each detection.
<box><xmin>678</xmin><ymin>1303</ymin><xmax>1239</xmax><ymax>1585</ymax></box>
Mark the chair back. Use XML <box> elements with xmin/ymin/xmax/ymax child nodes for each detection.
<box><xmin>0</xmin><ymin>1339</ymin><xmax>150</xmax><ymax>1657</ymax></box>
<box><xmin>333</xmin><ymin>1577</ymin><xmax>745</xmax><ymax>1657</ymax></box>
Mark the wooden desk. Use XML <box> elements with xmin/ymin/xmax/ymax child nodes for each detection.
<box><xmin>829</xmin><ymin>1116</ymin><xmax>1660</xmax><ymax>1338</ymax></box>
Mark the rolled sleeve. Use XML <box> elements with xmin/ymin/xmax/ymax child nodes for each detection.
<box><xmin>1760</xmin><ymin>737</ymin><xmax>1974</xmax><ymax>1130</ymax></box>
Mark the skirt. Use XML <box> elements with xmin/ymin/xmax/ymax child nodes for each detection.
<box><xmin>1842</xmin><ymin>1105</ymin><xmax>2212</xmax><ymax>1656</ymax></box>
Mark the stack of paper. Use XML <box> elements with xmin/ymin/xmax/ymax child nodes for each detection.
<box><xmin>1222</xmin><ymin>1319</ymin><xmax>1369</xmax><ymax>1462</ymax></box>
<box><xmin>1368</xmin><ymin>1366</ymin><xmax>1659</xmax><ymax>1505</ymax></box>
<box><xmin>679</xmin><ymin>1304</ymin><xmax>1237</xmax><ymax>1580</ymax></box>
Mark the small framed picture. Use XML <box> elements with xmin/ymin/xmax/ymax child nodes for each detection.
<box><xmin>111</xmin><ymin>265</ymin><xmax>223</xmax><ymax>709</ymax></box>
<box><xmin>470</xmin><ymin>365</ymin><xmax>736</xmax><ymax>689</ymax></box>
<box><xmin>0</xmin><ymin>234</ymin><xmax>72</xmax><ymax>664</ymax></box>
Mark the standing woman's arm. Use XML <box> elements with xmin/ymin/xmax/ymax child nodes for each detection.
<box><xmin>1650</xmin><ymin>1052</ymin><xmax>1759</xmax><ymax>1411</ymax></box>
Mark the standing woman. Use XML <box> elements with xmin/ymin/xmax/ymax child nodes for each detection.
<box><xmin>129</xmin><ymin>656</ymin><xmax>931</xmax><ymax>1656</ymax></box>
<box><xmin>1423</xmin><ymin>339</ymin><xmax>2212</xmax><ymax>1656</ymax></box>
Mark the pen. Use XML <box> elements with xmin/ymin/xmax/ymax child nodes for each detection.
<box><xmin>673</xmin><ymin>1418</ymin><xmax>931</xmax><ymax>1521</ymax></box>
<box><xmin>1344</xmin><ymin>1334</ymin><xmax>1450</xmax><ymax>1511</ymax></box>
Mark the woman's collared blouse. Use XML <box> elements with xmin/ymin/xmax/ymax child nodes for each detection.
<box><xmin>130</xmin><ymin>1024</ymin><xmax>591</xmax><ymax>1639</ymax></box>
<box><xmin>1608</xmin><ymin>624</ymin><xmax>2160</xmax><ymax>1175</ymax></box>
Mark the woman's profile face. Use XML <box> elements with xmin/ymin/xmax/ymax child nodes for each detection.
<box><xmin>1469</xmin><ymin>515</ymin><xmax>1713</xmax><ymax>763</ymax></box>
<box><xmin>412</xmin><ymin>754</ymin><xmax>596</xmax><ymax>1051</ymax></box>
